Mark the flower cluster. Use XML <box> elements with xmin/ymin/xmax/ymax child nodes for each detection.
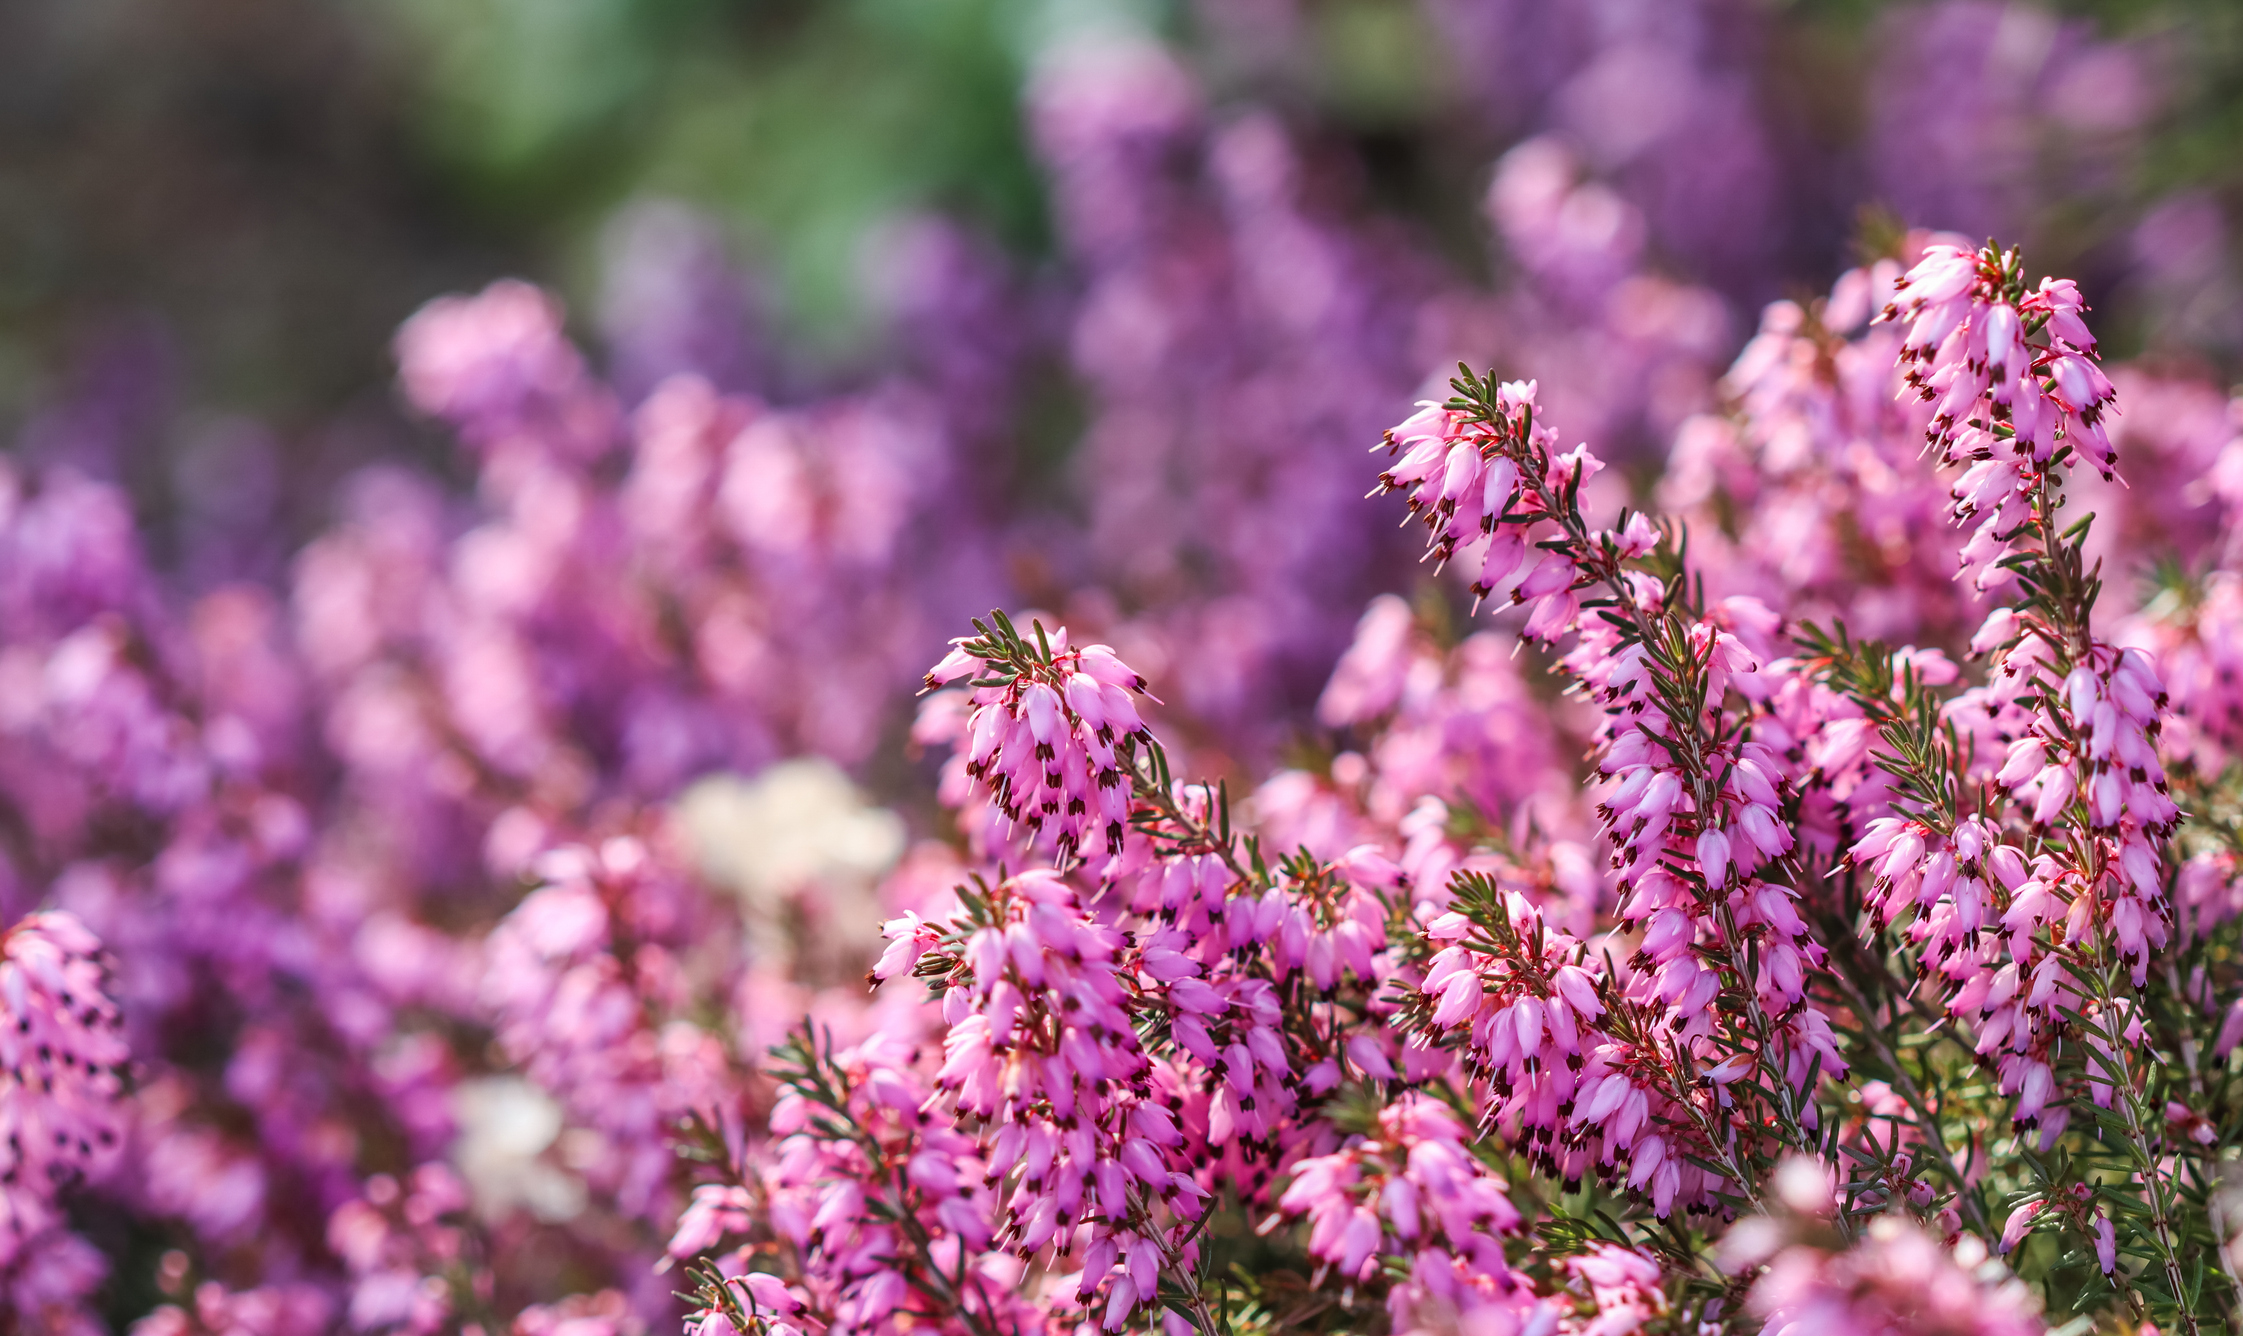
<box><xmin>923</xmin><ymin>617</ymin><xmax>1154</xmax><ymax>865</ymax></box>
<box><xmin>1771</xmin><ymin>240</ymin><xmax>2214</xmax><ymax>1319</ymax></box>
<box><xmin>1308</xmin><ymin>595</ymin><xmax>1570</xmax><ymax>829</ymax></box>
<box><xmin>668</xmin><ymin>1031</ymin><xmax>1036</xmax><ymax>1336</ymax></box>
<box><xmin>1882</xmin><ymin>242</ymin><xmax>2118</xmax><ymax>588</ymax></box>
<box><xmin>876</xmin><ymin>870</ymin><xmax>1204</xmax><ymax>1329</ymax></box>
<box><xmin>1391</xmin><ymin>375</ymin><xmax>1845</xmax><ymax>1220</ymax></box>
<box><xmin>1273</xmin><ymin>1095</ymin><xmax>1540</xmax><ymax>1330</ymax></box>
<box><xmin>1842</xmin><ymin>646</ymin><xmax>2176</xmax><ymax>1143</ymax></box>
<box><xmin>324</xmin><ymin>1165</ymin><xmax>481</xmax><ymax>1333</ymax></box>
<box><xmin>4</xmin><ymin>10</ymin><xmax>2242</xmax><ymax>1331</ymax></box>
<box><xmin>1723</xmin><ymin>1158</ymin><xmax>2045</xmax><ymax>1336</ymax></box>
<box><xmin>1660</xmin><ymin>249</ymin><xmax>1967</xmax><ymax>643</ymax></box>
<box><xmin>1418</xmin><ymin>883</ymin><xmax>1730</xmax><ymax>1214</ymax></box>
<box><xmin>480</xmin><ymin>838</ymin><xmax>734</xmax><ymax>1223</ymax></box>
<box><xmin>1823</xmin><ymin>243</ymin><xmax>2184</xmax><ymax>1157</ymax></box>
<box><xmin>1377</xmin><ymin>379</ymin><xmax>1604</xmax><ymax>631</ymax></box>
<box><xmin>0</xmin><ymin>912</ymin><xmax>126</xmax><ymax>1268</ymax></box>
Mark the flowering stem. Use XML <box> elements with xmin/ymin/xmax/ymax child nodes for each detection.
<box><xmin>1758</xmin><ymin>646</ymin><xmax>1988</xmax><ymax>1234</ymax></box>
<box><xmin>2074</xmin><ymin>953</ymin><xmax>2198</xmax><ymax>1335</ymax></box>
<box><xmin>1635</xmin><ymin>999</ymin><xmax>1770</xmax><ymax>1218</ymax></box>
<box><xmin>785</xmin><ymin>1033</ymin><xmax>1004</xmax><ymax>1336</ymax></box>
<box><xmin>1468</xmin><ymin>380</ymin><xmax>1825</xmax><ymax>1176</ymax></box>
<box><xmin>2012</xmin><ymin>465</ymin><xmax>2202</xmax><ymax>1331</ymax></box>
<box><xmin>1171</xmin><ymin>1231</ymin><xmax>1230</xmax><ymax>1336</ymax></box>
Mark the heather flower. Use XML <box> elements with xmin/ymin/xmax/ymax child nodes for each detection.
<box><xmin>1746</xmin><ymin>1215</ymin><xmax>2045</xmax><ymax>1336</ymax></box>
<box><xmin>1313</xmin><ymin>595</ymin><xmax>1572</xmax><ymax>833</ymax></box>
<box><xmin>448</xmin><ymin>1075</ymin><xmax>585</xmax><ymax>1224</ymax></box>
<box><xmin>1383</xmin><ymin>376</ymin><xmax>1845</xmax><ymax>1218</ymax></box>
<box><xmin>129</xmin><ymin>1276</ymin><xmax>334</xmax><ymax>1336</ymax></box>
<box><xmin>0</xmin><ymin>464</ymin><xmax>156</xmax><ymax>641</ymax></box>
<box><xmin>325</xmin><ymin>1165</ymin><xmax>480</xmax><ymax>1335</ymax></box>
<box><xmin>1274</xmin><ymin>1095</ymin><xmax>1529</xmax><ymax>1314</ymax></box>
<box><xmin>1029</xmin><ymin>42</ymin><xmax>1430</xmax><ymax>745</ymax></box>
<box><xmin>672</xmin><ymin>1031</ymin><xmax>1037</xmax><ymax>1336</ymax></box>
<box><xmin>1415</xmin><ymin>878</ymin><xmax>1732</xmax><ymax>1216</ymax></box>
<box><xmin>1559</xmin><ymin>1244</ymin><xmax>1670</xmax><ymax>1332</ymax></box>
<box><xmin>1662</xmin><ymin>245</ymin><xmax>1972</xmax><ymax>643</ymax></box>
<box><xmin>482</xmin><ymin>838</ymin><xmax>741</xmax><ymax>1222</ymax></box>
<box><xmin>1878</xmin><ymin>243</ymin><xmax>2120</xmax><ymax>589</ymax></box>
<box><xmin>1841</xmin><ymin>569</ymin><xmax>2178</xmax><ymax>1130</ymax></box>
<box><xmin>1780</xmin><ymin>245</ymin><xmax>2195</xmax><ymax>1182</ymax></box>
<box><xmin>922</xmin><ymin>614</ymin><xmax>1154</xmax><ymax>865</ymax></box>
<box><xmin>883</xmin><ymin>868</ymin><xmax>1204</xmax><ymax>1329</ymax></box>
<box><xmin>1785</xmin><ymin>242</ymin><xmax>2225</xmax><ymax>1323</ymax></box>
<box><xmin>395</xmin><ymin>280</ymin><xmax>618</xmax><ymax>462</ymax></box>
<box><xmin>1119</xmin><ymin>855</ymin><xmax>1385</xmax><ymax>1154</ymax></box>
<box><xmin>6</xmin><ymin>33</ymin><xmax>2242</xmax><ymax>1334</ymax></box>
<box><xmin>2118</xmin><ymin>566</ymin><xmax>2243</xmax><ymax>776</ymax></box>
<box><xmin>1373</xmin><ymin>377</ymin><xmax>1598</xmax><ymax>632</ymax></box>
<box><xmin>1485</xmin><ymin>139</ymin><xmax>1647</xmax><ymax>310</ymax></box>
<box><xmin>0</xmin><ymin>911</ymin><xmax>127</xmax><ymax>1267</ymax></box>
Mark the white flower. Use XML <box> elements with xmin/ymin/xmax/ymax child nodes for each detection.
<box><xmin>676</xmin><ymin>758</ymin><xmax>906</xmax><ymax>905</ymax></box>
<box><xmin>450</xmin><ymin>1076</ymin><xmax>585</xmax><ymax>1223</ymax></box>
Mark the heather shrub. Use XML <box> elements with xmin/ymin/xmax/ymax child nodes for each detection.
<box><xmin>5</xmin><ymin>12</ymin><xmax>2243</xmax><ymax>1336</ymax></box>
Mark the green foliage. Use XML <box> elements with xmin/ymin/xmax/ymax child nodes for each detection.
<box><xmin>381</xmin><ymin>0</ymin><xmax>1048</xmax><ymax>355</ymax></box>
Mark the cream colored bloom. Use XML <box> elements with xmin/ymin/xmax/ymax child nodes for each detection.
<box><xmin>451</xmin><ymin>1075</ymin><xmax>585</xmax><ymax>1223</ymax></box>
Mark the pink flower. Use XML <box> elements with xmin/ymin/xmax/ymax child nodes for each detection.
<box><xmin>394</xmin><ymin>281</ymin><xmax>617</xmax><ymax>460</ymax></box>
<box><xmin>1748</xmin><ymin>1214</ymin><xmax>2043</xmax><ymax>1336</ymax></box>
<box><xmin>1879</xmin><ymin>242</ymin><xmax>2125</xmax><ymax>583</ymax></box>
<box><xmin>924</xmin><ymin>615</ymin><xmax>1154</xmax><ymax>864</ymax></box>
<box><xmin>1276</xmin><ymin>1094</ymin><xmax>1531</xmax><ymax>1308</ymax></box>
<box><xmin>0</xmin><ymin>911</ymin><xmax>128</xmax><ymax>1267</ymax></box>
<box><xmin>1998</xmin><ymin>1199</ymin><xmax>2044</xmax><ymax>1254</ymax></box>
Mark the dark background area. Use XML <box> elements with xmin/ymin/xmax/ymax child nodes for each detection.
<box><xmin>3</xmin><ymin>0</ymin><xmax>2239</xmax><ymax>543</ymax></box>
